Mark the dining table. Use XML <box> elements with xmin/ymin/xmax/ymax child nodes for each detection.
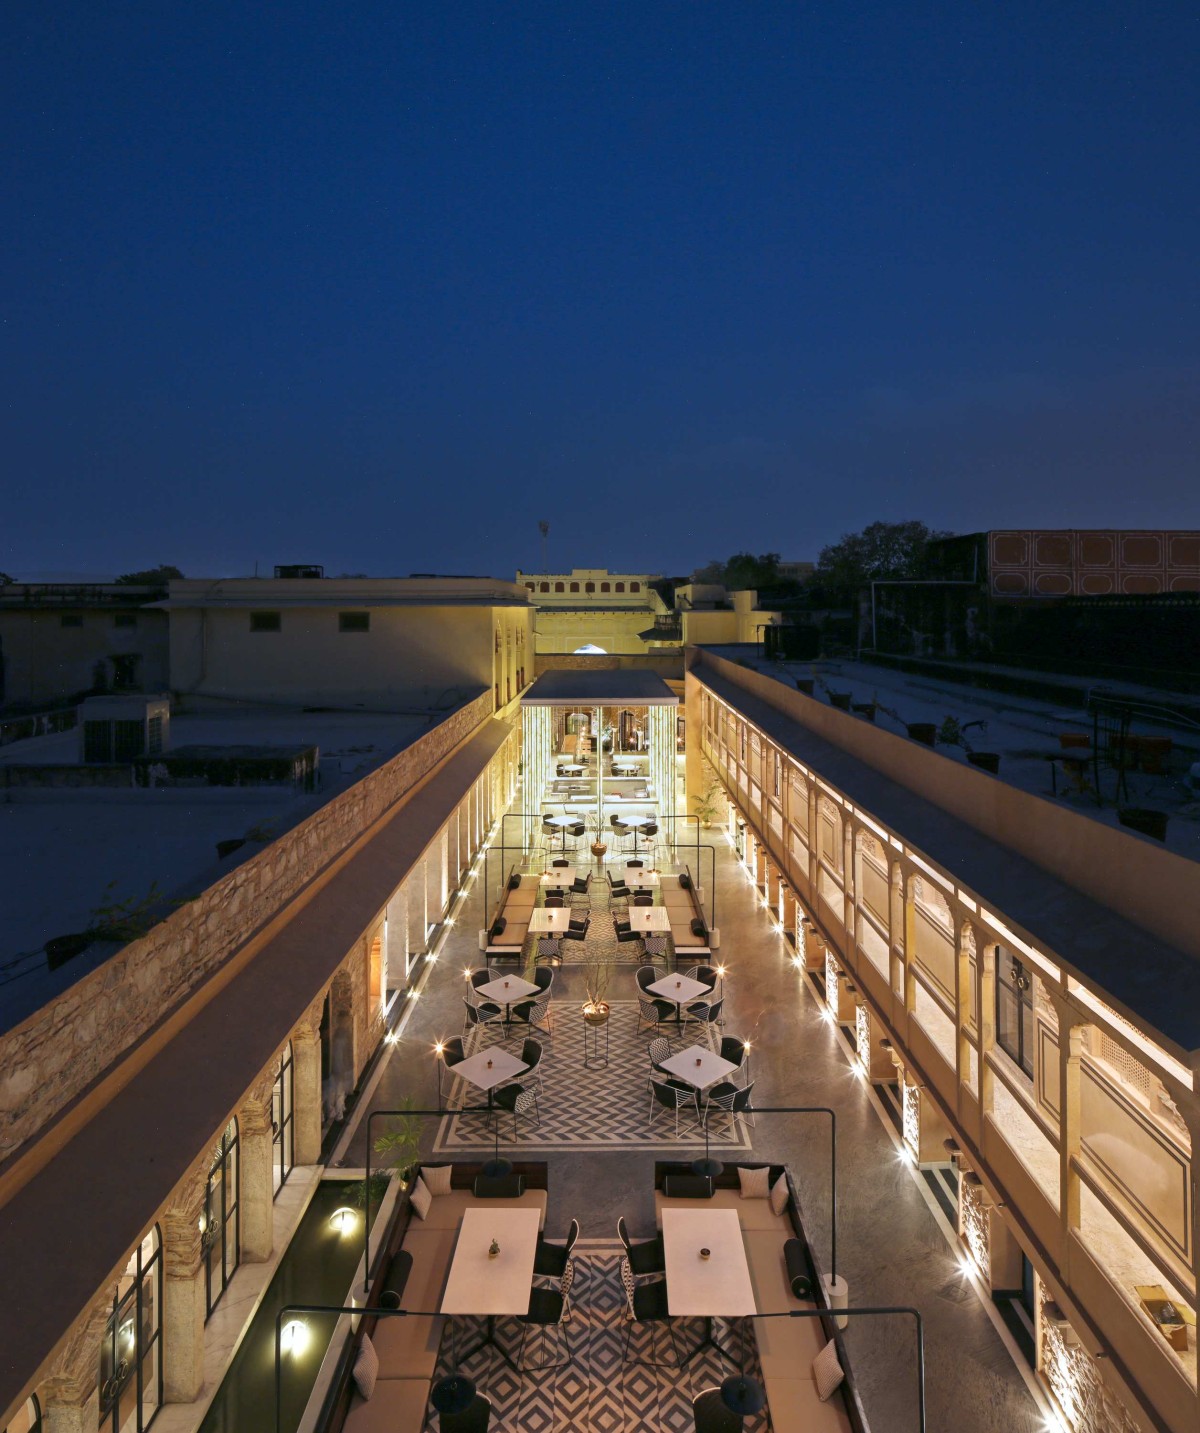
<box><xmin>540</xmin><ymin>866</ymin><xmax>577</xmax><ymax>890</ymax></box>
<box><xmin>647</xmin><ymin>971</ymin><xmax>710</xmax><ymax>1026</ymax></box>
<box><xmin>629</xmin><ymin>906</ymin><xmax>672</xmax><ymax>933</ymax></box>
<box><xmin>661</xmin><ymin>1207</ymin><xmax>756</xmax><ymax>1363</ymax></box>
<box><xmin>442</xmin><ymin>1206</ymin><xmax>542</xmax><ymax>1369</ymax></box>
<box><xmin>529</xmin><ymin>907</ymin><xmax>571</xmax><ymax>933</ymax></box>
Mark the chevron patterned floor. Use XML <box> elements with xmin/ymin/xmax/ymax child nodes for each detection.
<box><xmin>426</xmin><ymin>1240</ymin><xmax>773</xmax><ymax>1432</ymax></box>
<box><xmin>432</xmin><ymin>1000</ymin><xmax>752</xmax><ymax>1156</ymax></box>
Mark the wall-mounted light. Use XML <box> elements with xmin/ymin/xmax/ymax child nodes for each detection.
<box><xmin>281</xmin><ymin>1319</ymin><xmax>310</xmax><ymax>1355</ymax></box>
<box><xmin>329</xmin><ymin>1207</ymin><xmax>357</xmax><ymax>1237</ymax></box>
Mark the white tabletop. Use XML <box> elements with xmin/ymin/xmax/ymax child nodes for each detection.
<box><xmin>662</xmin><ymin>1209</ymin><xmax>756</xmax><ymax>1317</ymax></box>
<box><xmin>540</xmin><ymin>868</ymin><xmax>576</xmax><ymax>888</ymax></box>
<box><xmin>622</xmin><ymin>865</ymin><xmax>660</xmax><ymax>886</ymax></box>
<box><xmin>648</xmin><ymin>973</ymin><xmax>710</xmax><ymax>1003</ymax></box>
<box><xmin>442</xmin><ymin>1206</ymin><xmax>542</xmax><ymax>1316</ymax></box>
<box><xmin>529</xmin><ymin>908</ymin><xmax>570</xmax><ymax>932</ymax></box>
<box><xmin>453</xmin><ymin>1047</ymin><xmax>528</xmax><ymax>1093</ymax></box>
<box><xmin>558</xmin><ymin>764</ymin><xmax>585</xmax><ymax>774</ymax></box>
<box><xmin>659</xmin><ymin>1044</ymin><xmax>739</xmax><ymax>1090</ymax></box>
<box><xmin>544</xmin><ymin>814</ymin><xmax>579</xmax><ymax>828</ymax></box>
<box><xmin>629</xmin><ymin>907</ymin><xmax>672</xmax><ymax>932</ymax></box>
<box><xmin>477</xmin><ymin>975</ymin><xmax>539</xmax><ymax>1004</ymax></box>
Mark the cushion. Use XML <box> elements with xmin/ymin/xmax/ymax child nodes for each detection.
<box><xmin>474</xmin><ymin>1173</ymin><xmax>524</xmax><ymax>1198</ymax></box>
<box><xmin>784</xmin><ymin>1238</ymin><xmax>813</xmax><ymax>1299</ymax></box>
<box><xmin>408</xmin><ymin>1177</ymin><xmax>432</xmax><ymax>1221</ymax></box>
<box><xmin>662</xmin><ymin>1173</ymin><xmax>713</xmax><ymax>1199</ymax></box>
<box><xmin>378</xmin><ymin>1249</ymin><xmax>413</xmax><ymax>1309</ymax></box>
<box><xmin>352</xmin><ymin>1333</ymin><xmax>379</xmax><ymax>1399</ymax></box>
<box><xmin>770</xmin><ymin>1173</ymin><xmax>789</xmax><ymax>1216</ymax></box>
<box><xmin>490</xmin><ymin>917</ymin><xmax>507</xmax><ymax>937</ymax></box>
<box><xmin>690</xmin><ymin>917</ymin><xmax>708</xmax><ymax>938</ymax></box>
<box><xmin>509</xmin><ymin>873</ymin><xmax>522</xmax><ymax>889</ymax></box>
<box><xmin>679</xmin><ymin>873</ymin><xmax>692</xmax><ymax>889</ymax></box>
<box><xmin>738</xmin><ymin>1165</ymin><xmax>771</xmax><ymax>1200</ymax></box>
<box><xmin>422</xmin><ymin>1165</ymin><xmax>452</xmax><ymax>1197</ymax></box>
<box><xmin>813</xmin><ymin>1338</ymin><xmax>846</xmax><ymax>1401</ymax></box>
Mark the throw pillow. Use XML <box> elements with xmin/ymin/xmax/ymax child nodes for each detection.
<box><xmin>737</xmin><ymin>1165</ymin><xmax>771</xmax><ymax>1199</ymax></box>
<box><xmin>409</xmin><ymin>1176</ymin><xmax>432</xmax><ymax>1221</ymax></box>
<box><xmin>422</xmin><ymin>1164</ymin><xmax>453</xmax><ymax>1197</ymax></box>
<box><xmin>812</xmin><ymin>1338</ymin><xmax>845</xmax><ymax>1402</ymax></box>
<box><xmin>352</xmin><ymin>1334</ymin><xmax>379</xmax><ymax>1400</ymax></box>
<box><xmin>770</xmin><ymin>1173</ymin><xmax>789</xmax><ymax>1215</ymax></box>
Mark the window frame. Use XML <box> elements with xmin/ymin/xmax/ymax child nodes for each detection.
<box><xmin>338</xmin><ymin>611</ymin><xmax>370</xmax><ymax>633</ymax></box>
<box><xmin>249</xmin><ymin>611</ymin><xmax>281</xmax><ymax>633</ymax></box>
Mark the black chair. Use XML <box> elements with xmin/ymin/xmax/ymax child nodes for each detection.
<box><xmin>719</xmin><ymin>1035</ymin><xmax>748</xmax><ymax>1080</ymax></box>
<box><xmin>567</xmin><ymin>911</ymin><xmax>588</xmax><ymax>933</ymax></box>
<box><xmin>533</xmin><ymin>1217</ymin><xmax>580</xmax><ymax>1280</ymax></box>
<box><xmin>531</xmin><ymin>966</ymin><xmax>555</xmax><ymax>994</ymax></box>
<box><xmin>469</xmin><ymin>969</ymin><xmax>500</xmax><ymax>994</ymax></box>
<box><xmin>647</xmin><ymin>1036</ymin><xmax>675</xmax><ymax>1074</ymax></box>
<box><xmin>614</xmin><ymin>918</ymin><xmax>641</xmax><ymax>945</ymax></box>
<box><xmin>492</xmin><ymin>1079</ymin><xmax>540</xmax><ymax>1133</ymax></box>
<box><xmin>518</xmin><ymin>1260</ymin><xmax>574</xmax><ymax>1370</ymax></box>
<box><xmin>441</xmin><ymin>1392</ymin><xmax>493</xmax><ymax>1433</ymax></box>
<box><xmin>703</xmin><ymin>1078</ymin><xmax>756</xmax><ymax>1137</ymax></box>
<box><xmin>545</xmin><ymin>895</ymin><xmax>565</xmax><ymax>908</ymax></box>
<box><xmin>620</xmin><ymin>1256</ymin><xmax>679</xmax><ymax>1366</ymax></box>
<box><xmin>462</xmin><ymin>996</ymin><xmax>504</xmax><ymax>1047</ymax></box>
<box><xmin>635</xmin><ymin>965</ymin><xmax>658</xmax><ymax>991</ymax></box>
<box><xmin>627</xmin><ymin>858</ymin><xmax>644</xmax><ymax>869</ymax></box>
<box><xmin>607</xmin><ymin>871</ymin><xmax>632</xmax><ymax>899</ymax></box>
<box><xmin>569</xmin><ymin>873</ymin><xmax>592</xmax><ymax>900</ymax></box>
<box><xmin>648</xmin><ymin>1076</ymin><xmax>700</xmax><ymax>1135</ymax></box>
<box><xmin>637</xmin><ymin>995</ymin><xmax>676</xmax><ymax>1034</ymax></box>
<box><xmin>551</xmin><ymin>858</ymin><xmax>571</xmax><ymax>868</ymax></box>
<box><xmin>692</xmin><ymin>1388</ymin><xmax>741</xmax><ymax>1433</ymax></box>
<box><xmin>617</xmin><ymin>1216</ymin><xmax>665</xmax><ymax>1277</ymax></box>
<box><xmin>634</xmin><ymin>894</ymin><xmax>653</xmax><ymax>907</ymax></box>
<box><xmin>562</xmin><ymin>915</ymin><xmax>590</xmax><ymax>943</ymax></box>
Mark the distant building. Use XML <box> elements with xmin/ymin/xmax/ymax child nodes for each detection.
<box><xmin>161</xmin><ymin>575</ymin><xmax>534</xmax><ymax>713</ymax></box>
<box><xmin>0</xmin><ymin>583</ymin><xmax>169</xmax><ymax>711</ymax></box>
<box><xmin>776</xmin><ymin>559</ymin><xmax>815</xmax><ymax>583</ymax></box>
<box><xmin>515</xmin><ymin>568</ymin><xmax>670</xmax><ymax>655</ymax></box>
<box><xmin>926</xmin><ymin>529</ymin><xmax>1200</xmax><ymax>597</ymax></box>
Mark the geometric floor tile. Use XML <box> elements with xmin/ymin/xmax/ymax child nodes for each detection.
<box><xmin>426</xmin><ymin>1241</ymin><xmax>773</xmax><ymax>1432</ymax></box>
<box><xmin>432</xmin><ymin>1002</ymin><xmax>753</xmax><ymax>1156</ymax></box>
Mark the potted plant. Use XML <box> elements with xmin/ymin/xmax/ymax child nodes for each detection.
<box><xmin>1118</xmin><ymin>808</ymin><xmax>1169</xmax><ymax>841</ymax></box>
<box><xmin>814</xmin><ymin>675</ymin><xmax>853</xmax><ymax>711</ymax></box>
<box><xmin>850</xmin><ymin>699</ymin><xmax>877</xmax><ymax>722</ymax></box>
<box><xmin>694</xmin><ymin>774</ymin><xmax>723</xmax><ymax>829</ymax></box>
<box><xmin>794</xmin><ymin>675</ymin><xmax>816</xmax><ymax>695</ymax></box>
<box><xmin>582</xmin><ymin>954</ymin><xmax>613</xmax><ymax>1024</ymax></box>
<box><xmin>937</xmin><ymin>717</ymin><xmax>1000</xmax><ymax>773</ymax></box>
<box><xmin>372</xmin><ymin>1098</ymin><xmax>424</xmax><ymax>1186</ymax></box>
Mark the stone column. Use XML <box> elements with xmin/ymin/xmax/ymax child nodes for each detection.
<box><xmin>767</xmin><ymin>863</ymin><xmax>781</xmax><ymax>911</ymax></box>
<box><xmin>291</xmin><ymin>1010</ymin><xmax>323</xmax><ymax>1166</ymax></box>
<box><xmin>1054</xmin><ymin>1001</ymin><xmax>1088</xmax><ymax>1235</ymax></box>
<box><xmin>781</xmin><ymin>884</ymin><xmax>797</xmax><ymax>935</ymax></box>
<box><xmin>889</xmin><ymin>862</ymin><xmax>905</xmax><ymax>1005</ymax></box>
<box><xmin>40</xmin><ymin>1292</ymin><xmax>109</xmax><ymax>1432</ymax></box>
<box><xmin>238</xmin><ymin>1081</ymin><xmax>275</xmax><ymax>1262</ymax></box>
<box><xmin>857</xmin><ymin>1002</ymin><xmax>895</xmax><ymax>1082</ymax></box>
<box><xmin>161</xmin><ymin>1171</ymin><xmax>207</xmax><ymax>1402</ymax></box>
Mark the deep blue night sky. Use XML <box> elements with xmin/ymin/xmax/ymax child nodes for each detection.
<box><xmin>2</xmin><ymin>3</ymin><xmax>1197</xmax><ymax>579</ymax></box>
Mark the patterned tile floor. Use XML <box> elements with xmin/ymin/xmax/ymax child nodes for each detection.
<box><xmin>426</xmin><ymin>1241</ymin><xmax>772</xmax><ymax>1432</ymax></box>
<box><xmin>433</xmin><ymin>1001</ymin><xmax>752</xmax><ymax>1156</ymax></box>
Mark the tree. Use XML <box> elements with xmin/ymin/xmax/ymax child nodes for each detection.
<box><xmin>816</xmin><ymin>522</ymin><xmax>952</xmax><ymax>589</ymax></box>
<box><xmin>691</xmin><ymin>552</ymin><xmax>781</xmax><ymax>589</ymax></box>
<box><xmin>114</xmin><ymin>564</ymin><xmax>184</xmax><ymax>586</ymax></box>
<box><xmin>0</xmin><ymin>572</ymin><xmax>15</xmax><ymax>585</ymax></box>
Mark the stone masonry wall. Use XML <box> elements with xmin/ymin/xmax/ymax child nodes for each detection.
<box><xmin>0</xmin><ymin>689</ymin><xmax>494</xmax><ymax>1163</ymax></box>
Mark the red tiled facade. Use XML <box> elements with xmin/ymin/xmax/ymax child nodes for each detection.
<box><xmin>988</xmin><ymin>529</ymin><xmax>1200</xmax><ymax>597</ymax></box>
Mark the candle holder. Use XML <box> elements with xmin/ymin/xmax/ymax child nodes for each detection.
<box><xmin>488</xmin><ymin>1238</ymin><xmax>500</xmax><ymax>1259</ymax></box>
<box><xmin>699</xmin><ymin>1247</ymin><xmax>711</xmax><ymax>1260</ymax></box>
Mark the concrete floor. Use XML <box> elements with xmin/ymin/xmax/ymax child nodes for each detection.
<box><xmin>338</xmin><ymin>833</ymin><xmax>1049</xmax><ymax>1433</ymax></box>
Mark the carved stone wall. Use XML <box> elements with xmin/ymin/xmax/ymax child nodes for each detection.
<box><xmin>901</xmin><ymin>1073</ymin><xmax>921</xmax><ymax>1161</ymax></box>
<box><xmin>1038</xmin><ymin>1280</ymin><xmax>1144</xmax><ymax>1433</ymax></box>
<box><xmin>960</xmin><ymin>1172</ymin><xmax>990</xmax><ymax>1278</ymax></box>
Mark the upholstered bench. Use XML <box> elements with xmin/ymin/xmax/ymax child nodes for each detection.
<box><xmin>653</xmin><ymin>1186</ymin><xmax>792</xmax><ymax>1231</ymax></box>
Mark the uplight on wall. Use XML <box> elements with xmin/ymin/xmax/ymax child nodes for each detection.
<box><xmin>329</xmin><ymin>1207</ymin><xmax>358</xmax><ymax>1237</ymax></box>
<box><xmin>281</xmin><ymin>1319</ymin><xmax>310</xmax><ymax>1356</ymax></box>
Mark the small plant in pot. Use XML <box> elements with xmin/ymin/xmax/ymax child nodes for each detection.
<box><xmin>694</xmin><ymin>772</ymin><xmax>723</xmax><ymax>829</ymax></box>
<box><xmin>937</xmin><ymin>717</ymin><xmax>1000</xmax><ymax>773</ymax></box>
<box><xmin>583</xmin><ymin>954</ymin><xmax>613</xmax><ymax>1024</ymax></box>
<box><xmin>814</xmin><ymin>675</ymin><xmax>853</xmax><ymax>711</ymax></box>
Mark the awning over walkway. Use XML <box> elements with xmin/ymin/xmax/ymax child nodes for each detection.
<box><xmin>520</xmin><ymin>669</ymin><xmax>678</xmax><ymax>706</ymax></box>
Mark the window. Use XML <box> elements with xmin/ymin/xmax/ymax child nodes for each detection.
<box><xmin>554</xmin><ymin>582</ymin><xmax>564</xmax><ymax>593</ymax></box>
<box><xmin>540</xmin><ymin>582</ymin><xmax>550</xmax><ymax>592</ymax></box>
<box><xmin>338</xmin><ymin>611</ymin><xmax>370</xmax><ymax>632</ymax></box>
<box><xmin>600</xmin><ymin>582</ymin><xmax>610</xmax><ymax>593</ymax></box>
<box><xmin>249</xmin><ymin>611</ymin><xmax>281</xmax><ymax>632</ymax></box>
<box><xmin>630</xmin><ymin>582</ymin><xmax>641</xmax><ymax>593</ymax></box>
<box><xmin>99</xmin><ymin>1227</ymin><xmax>161</xmax><ymax>1432</ymax></box>
<box><xmin>272</xmin><ymin>1045</ymin><xmax>294</xmax><ymax>1196</ymax></box>
<box><xmin>569</xmin><ymin>582</ymin><xmax>580</xmax><ymax>593</ymax></box>
<box><xmin>147</xmin><ymin>713</ymin><xmax>164</xmax><ymax>755</ymax></box>
<box><xmin>614</xmin><ymin>582</ymin><xmax>625</xmax><ymax>593</ymax></box>
<box><xmin>203</xmin><ymin>1119</ymin><xmax>239</xmax><ymax>1319</ymax></box>
<box><xmin>60</xmin><ymin>614</ymin><xmax>83</xmax><ymax>628</ymax></box>
<box><xmin>525</xmin><ymin>583</ymin><xmax>535</xmax><ymax>591</ymax></box>
<box><xmin>996</xmin><ymin>948</ymin><xmax>1034</xmax><ymax>1079</ymax></box>
<box><xmin>585</xmin><ymin>581</ymin><xmax>595</xmax><ymax>594</ymax></box>
<box><xmin>114</xmin><ymin>613</ymin><xmax>137</xmax><ymax>628</ymax></box>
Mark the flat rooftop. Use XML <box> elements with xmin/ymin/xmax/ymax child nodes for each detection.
<box><xmin>704</xmin><ymin>647</ymin><xmax>1200</xmax><ymax>865</ymax></box>
<box><xmin>0</xmin><ymin>704</ymin><xmax>432</xmax><ymax>1033</ymax></box>
<box><xmin>521</xmin><ymin>669</ymin><xmax>679</xmax><ymax>705</ymax></box>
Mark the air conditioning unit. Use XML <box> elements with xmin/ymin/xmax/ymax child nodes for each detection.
<box><xmin>273</xmin><ymin>564</ymin><xmax>325</xmax><ymax>579</ymax></box>
<box><xmin>80</xmin><ymin>695</ymin><xmax>170</xmax><ymax>763</ymax></box>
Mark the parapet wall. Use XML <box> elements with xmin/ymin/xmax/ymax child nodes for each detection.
<box><xmin>689</xmin><ymin>649</ymin><xmax>1200</xmax><ymax>962</ymax></box>
<box><xmin>0</xmin><ymin>688</ymin><xmax>493</xmax><ymax>1165</ymax></box>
